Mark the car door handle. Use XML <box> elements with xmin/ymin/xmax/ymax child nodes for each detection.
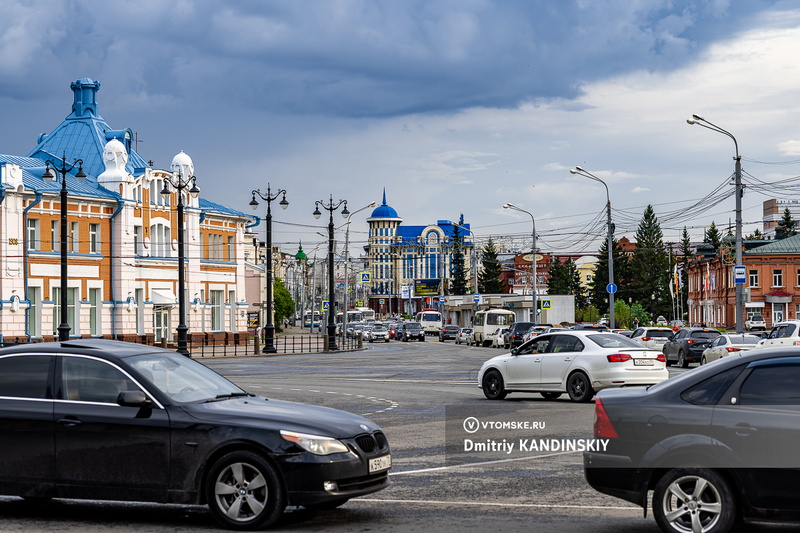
<box><xmin>57</xmin><ymin>417</ymin><xmax>82</xmax><ymax>427</ymax></box>
<box><xmin>729</xmin><ymin>424</ymin><xmax>757</xmax><ymax>436</ymax></box>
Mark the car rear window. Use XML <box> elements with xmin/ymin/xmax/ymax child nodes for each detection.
<box><xmin>692</xmin><ymin>331</ymin><xmax>721</xmax><ymax>339</ymax></box>
<box><xmin>645</xmin><ymin>330</ymin><xmax>672</xmax><ymax>338</ymax></box>
<box><xmin>0</xmin><ymin>355</ymin><xmax>50</xmax><ymax>399</ymax></box>
<box><xmin>586</xmin><ymin>334</ymin><xmax>642</xmax><ymax>349</ymax></box>
<box><xmin>728</xmin><ymin>335</ymin><xmax>760</xmax><ymax>345</ymax></box>
<box><xmin>680</xmin><ymin>365</ymin><xmax>744</xmax><ymax>406</ymax></box>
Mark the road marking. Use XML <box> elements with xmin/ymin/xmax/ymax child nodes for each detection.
<box><xmin>264</xmin><ymin>387</ymin><xmax>399</xmax><ymax>415</ymax></box>
<box><xmin>354</xmin><ymin>498</ymin><xmax>639</xmax><ymax>511</ymax></box>
<box><xmin>390</xmin><ymin>451</ymin><xmax>578</xmax><ymax>476</ymax></box>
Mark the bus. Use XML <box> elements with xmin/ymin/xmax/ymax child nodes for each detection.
<box><xmin>303</xmin><ymin>311</ymin><xmax>321</xmax><ymax>328</ymax></box>
<box><xmin>336</xmin><ymin>310</ymin><xmax>364</xmax><ymax>333</ymax></box>
<box><xmin>356</xmin><ymin>307</ymin><xmax>376</xmax><ymax>322</ymax></box>
<box><xmin>472</xmin><ymin>308</ymin><xmax>515</xmax><ymax>347</ymax></box>
<box><xmin>415</xmin><ymin>309</ymin><xmax>442</xmax><ymax>336</ymax></box>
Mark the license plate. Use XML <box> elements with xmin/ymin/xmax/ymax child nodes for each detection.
<box><xmin>633</xmin><ymin>359</ymin><xmax>654</xmax><ymax>366</ymax></box>
<box><xmin>369</xmin><ymin>454</ymin><xmax>392</xmax><ymax>473</ymax></box>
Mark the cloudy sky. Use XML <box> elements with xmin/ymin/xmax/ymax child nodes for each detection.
<box><xmin>3</xmin><ymin>0</ymin><xmax>800</xmax><ymax>257</ymax></box>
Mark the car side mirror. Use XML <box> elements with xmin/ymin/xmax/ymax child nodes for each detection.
<box><xmin>117</xmin><ymin>390</ymin><xmax>152</xmax><ymax>407</ymax></box>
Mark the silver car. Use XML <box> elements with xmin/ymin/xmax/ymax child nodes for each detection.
<box><xmin>630</xmin><ymin>327</ymin><xmax>673</xmax><ymax>351</ymax></box>
<box><xmin>367</xmin><ymin>325</ymin><xmax>390</xmax><ymax>343</ymax></box>
<box><xmin>701</xmin><ymin>333</ymin><xmax>761</xmax><ymax>364</ymax></box>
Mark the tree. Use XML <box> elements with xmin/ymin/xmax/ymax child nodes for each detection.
<box><xmin>273</xmin><ymin>278</ymin><xmax>294</xmax><ymax>327</ymax></box>
<box><xmin>704</xmin><ymin>222</ymin><xmax>722</xmax><ymax>248</ymax></box>
<box><xmin>548</xmin><ymin>257</ymin><xmax>585</xmax><ymax>306</ymax></box>
<box><xmin>478</xmin><ymin>238</ymin><xmax>504</xmax><ymax>294</ymax></box>
<box><xmin>678</xmin><ymin>227</ymin><xmax>692</xmax><ymax>320</ymax></box>
<box><xmin>776</xmin><ymin>208</ymin><xmax>797</xmax><ymax>239</ymax></box>
<box><xmin>450</xmin><ymin>220</ymin><xmax>470</xmax><ymax>295</ymax></box>
<box><xmin>629</xmin><ymin>205</ymin><xmax>670</xmax><ymax>318</ymax></box>
<box><xmin>589</xmin><ymin>237</ymin><xmax>630</xmax><ymax>311</ymax></box>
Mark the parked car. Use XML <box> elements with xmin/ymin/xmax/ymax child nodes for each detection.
<box><xmin>700</xmin><ymin>333</ymin><xmax>761</xmax><ymax>364</ymax></box>
<box><xmin>490</xmin><ymin>327</ymin><xmax>510</xmax><ymax>348</ymax></box>
<box><xmin>745</xmin><ymin>314</ymin><xmax>766</xmax><ymax>331</ymax></box>
<box><xmin>755</xmin><ymin>319</ymin><xmax>800</xmax><ymax>349</ymax></box>
<box><xmin>584</xmin><ymin>347</ymin><xmax>800</xmax><ymax>533</ymax></box>
<box><xmin>455</xmin><ymin>327</ymin><xmax>473</xmax><ymax>345</ymax></box>
<box><xmin>570</xmin><ymin>323</ymin><xmax>610</xmax><ymax>331</ymax></box>
<box><xmin>367</xmin><ymin>324</ymin><xmax>391</xmax><ymax>343</ymax></box>
<box><xmin>630</xmin><ymin>327</ymin><xmax>673</xmax><ymax>351</ymax></box>
<box><xmin>662</xmin><ymin>327</ymin><xmax>721</xmax><ymax>367</ymax></box>
<box><xmin>611</xmin><ymin>329</ymin><xmax>633</xmax><ymax>337</ymax></box>
<box><xmin>478</xmin><ymin>331</ymin><xmax>668</xmax><ymax>403</ymax></box>
<box><xmin>439</xmin><ymin>324</ymin><xmax>460</xmax><ymax>342</ymax></box>
<box><xmin>397</xmin><ymin>322</ymin><xmax>425</xmax><ymax>342</ymax></box>
<box><xmin>506</xmin><ymin>321</ymin><xmax>535</xmax><ymax>348</ymax></box>
<box><xmin>522</xmin><ymin>326</ymin><xmax>565</xmax><ymax>343</ymax></box>
<box><xmin>0</xmin><ymin>339</ymin><xmax>391</xmax><ymax>530</ymax></box>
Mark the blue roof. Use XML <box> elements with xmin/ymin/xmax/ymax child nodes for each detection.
<box><xmin>0</xmin><ymin>155</ymin><xmax>120</xmax><ymax>200</ymax></box>
<box><xmin>395</xmin><ymin>221</ymin><xmax>472</xmax><ymax>245</ymax></box>
<box><xmin>369</xmin><ymin>189</ymin><xmax>401</xmax><ymax>220</ymax></box>
<box><xmin>200</xmin><ymin>198</ymin><xmax>249</xmax><ymax>218</ymax></box>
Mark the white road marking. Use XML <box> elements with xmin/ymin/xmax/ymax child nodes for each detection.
<box><xmin>264</xmin><ymin>386</ymin><xmax>399</xmax><ymax>415</ymax></box>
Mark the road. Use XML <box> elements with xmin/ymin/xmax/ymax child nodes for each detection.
<box><xmin>0</xmin><ymin>339</ymin><xmax>792</xmax><ymax>532</ymax></box>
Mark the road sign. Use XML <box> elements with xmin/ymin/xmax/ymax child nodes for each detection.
<box><xmin>541</xmin><ymin>299</ymin><xmax>552</xmax><ymax>309</ymax></box>
<box><xmin>474</xmin><ymin>293</ymin><xmax>480</xmax><ymax>303</ymax></box>
<box><xmin>360</xmin><ymin>272</ymin><xmax>371</xmax><ymax>283</ymax></box>
<box><xmin>734</xmin><ymin>265</ymin><xmax>746</xmax><ymax>284</ymax></box>
<box><xmin>606</xmin><ymin>283</ymin><xmax>618</xmax><ymax>294</ymax></box>
<box><xmin>321</xmin><ymin>300</ymin><xmax>329</xmax><ymax>312</ymax></box>
<box><xmin>379</xmin><ymin>299</ymin><xmax>385</xmax><ymax>305</ymax></box>
<box><xmin>247</xmin><ymin>312</ymin><xmax>260</xmax><ymax>328</ymax></box>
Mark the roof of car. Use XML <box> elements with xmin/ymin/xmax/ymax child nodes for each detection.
<box><xmin>0</xmin><ymin>339</ymin><xmax>166</xmax><ymax>358</ymax></box>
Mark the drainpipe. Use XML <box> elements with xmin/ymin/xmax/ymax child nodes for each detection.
<box><xmin>109</xmin><ymin>197</ymin><xmax>125</xmax><ymax>339</ymax></box>
<box><xmin>23</xmin><ymin>191</ymin><xmax>43</xmax><ymax>341</ymax></box>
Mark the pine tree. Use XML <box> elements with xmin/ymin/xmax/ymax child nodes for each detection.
<box><xmin>450</xmin><ymin>222</ymin><xmax>469</xmax><ymax>295</ymax></box>
<box><xmin>629</xmin><ymin>205</ymin><xmax>670</xmax><ymax>318</ymax></box>
<box><xmin>549</xmin><ymin>257</ymin><xmax>585</xmax><ymax>307</ymax></box>
<box><xmin>704</xmin><ymin>222</ymin><xmax>722</xmax><ymax>248</ymax></box>
<box><xmin>678</xmin><ymin>227</ymin><xmax>692</xmax><ymax>319</ymax></box>
<box><xmin>589</xmin><ymin>237</ymin><xmax>629</xmax><ymax>311</ymax></box>
<box><xmin>478</xmin><ymin>238</ymin><xmax>504</xmax><ymax>294</ymax></box>
<box><xmin>776</xmin><ymin>208</ymin><xmax>797</xmax><ymax>239</ymax></box>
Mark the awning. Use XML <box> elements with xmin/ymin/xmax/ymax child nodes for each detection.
<box><xmin>151</xmin><ymin>289</ymin><xmax>178</xmax><ymax>306</ymax></box>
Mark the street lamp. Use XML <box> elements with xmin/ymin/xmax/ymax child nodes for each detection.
<box><xmin>687</xmin><ymin>115</ymin><xmax>744</xmax><ymax>334</ymax></box>
<box><xmin>503</xmin><ymin>203</ymin><xmax>538</xmax><ymax>325</ymax></box>
<box><xmin>161</xmin><ymin>151</ymin><xmax>200</xmax><ymax>356</ymax></box>
<box><xmin>570</xmin><ymin>166</ymin><xmax>615</xmax><ymax>329</ymax></box>
<box><xmin>313</xmin><ymin>195</ymin><xmax>349</xmax><ymax>350</ymax></box>
<box><xmin>250</xmin><ymin>185</ymin><xmax>289</xmax><ymax>353</ymax></box>
<box><xmin>43</xmin><ymin>153</ymin><xmax>87</xmax><ymax>341</ymax></box>
<box><xmin>343</xmin><ymin>201</ymin><xmax>376</xmax><ymax>340</ymax></box>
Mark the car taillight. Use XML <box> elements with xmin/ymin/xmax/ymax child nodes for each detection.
<box><xmin>594</xmin><ymin>398</ymin><xmax>618</xmax><ymax>439</ymax></box>
<box><xmin>641</xmin><ymin>336</ymin><xmax>651</xmax><ymax>341</ymax></box>
<box><xmin>656</xmin><ymin>353</ymin><xmax>666</xmax><ymax>362</ymax></box>
<box><xmin>725</xmin><ymin>347</ymin><xmax>742</xmax><ymax>352</ymax></box>
<box><xmin>607</xmin><ymin>353</ymin><xmax>632</xmax><ymax>363</ymax></box>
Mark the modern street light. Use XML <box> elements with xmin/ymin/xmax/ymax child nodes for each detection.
<box><xmin>503</xmin><ymin>203</ymin><xmax>538</xmax><ymax>325</ymax></box>
<box><xmin>43</xmin><ymin>153</ymin><xmax>87</xmax><ymax>341</ymax></box>
<box><xmin>250</xmin><ymin>184</ymin><xmax>289</xmax><ymax>353</ymax></box>
<box><xmin>570</xmin><ymin>166</ymin><xmax>615</xmax><ymax>329</ymax></box>
<box><xmin>161</xmin><ymin>152</ymin><xmax>200</xmax><ymax>356</ymax></box>
<box><xmin>687</xmin><ymin>115</ymin><xmax>744</xmax><ymax>334</ymax></box>
<box><xmin>343</xmin><ymin>201</ymin><xmax>376</xmax><ymax>340</ymax></box>
<box><xmin>314</xmin><ymin>195</ymin><xmax>349</xmax><ymax>350</ymax></box>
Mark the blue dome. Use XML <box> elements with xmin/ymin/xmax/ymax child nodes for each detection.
<box><xmin>369</xmin><ymin>189</ymin><xmax>401</xmax><ymax>219</ymax></box>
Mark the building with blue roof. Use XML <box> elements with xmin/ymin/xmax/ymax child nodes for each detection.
<box><xmin>365</xmin><ymin>190</ymin><xmax>474</xmax><ymax>319</ymax></box>
<box><xmin>0</xmin><ymin>79</ymin><xmax>252</xmax><ymax>344</ymax></box>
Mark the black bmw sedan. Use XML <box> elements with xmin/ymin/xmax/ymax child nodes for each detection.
<box><xmin>0</xmin><ymin>339</ymin><xmax>391</xmax><ymax>530</ymax></box>
<box><xmin>584</xmin><ymin>347</ymin><xmax>800</xmax><ymax>533</ymax></box>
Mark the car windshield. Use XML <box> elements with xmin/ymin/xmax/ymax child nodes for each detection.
<box><xmin>373</xmin><ymin>326</ymin><xmax>387</xmax><ymax>332</ymax></box>
<box><xmin>586</xmin><ymin>334</ymin><xmax>643</xmax><ymax>349</ymax></box>
<box><xmin>125</xmin><ymin>351</ymin><xmax>244</xmax><ymax>403</ymax></box>
<box><xmin>693</xmin><ymin>331</ymin><xmax>721</xmax><ymax>339</ymax></box>
<box><xmin>645</xmin><ymin>330</ymin><xmax>672</xmax><ymax>338</ymax></box>
<box><xmin>406</xmin><ymin>323</ymin><xmax>422</xmax><ymax>329</ymax></box>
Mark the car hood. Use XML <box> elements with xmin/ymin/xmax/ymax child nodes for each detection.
<box><xmin>184</xmin><ymin>397</ymin><xmax>381</xmax><ymax>438</ymax></box>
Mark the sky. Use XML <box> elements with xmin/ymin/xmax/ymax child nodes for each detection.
<box><xmin>3</xmin><ymin>0</ymin><xmax>800</xmax><ymax>258</ymax></box>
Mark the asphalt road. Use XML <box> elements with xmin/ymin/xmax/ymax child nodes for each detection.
<box><xmin>0</xmin><ymin>339</ymin><xmax>795</xmax><ymax>532</ymax></box>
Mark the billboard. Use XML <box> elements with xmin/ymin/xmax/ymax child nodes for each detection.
<box><xmin>414</xmin><ymin>279</ymin><xmax>441</xmax><ymax>296</ymax></box>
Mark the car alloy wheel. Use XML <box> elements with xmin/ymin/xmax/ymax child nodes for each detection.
<box><xmin>482</xmin><ymin>370</ymin><xmax>507</xmax><ymax>400</ymax></box>
<box><xmin>653</xmin><ymin>469</ymin><xmax>735</xmax><ymax>533</ymax></box>
<box><xmin>207</xmin><ymin>451</ymin><xmax>285</xmax><ymax>530</ymax></box>
<box><xmin>567</xmin><ymin>372</ymin><xmax>595</xmax><ymax>403</ymax></box>
<box><xmin>678</xmin><ymin>350</ymin><xmax>689</xmax><ymax>368</ymax></box>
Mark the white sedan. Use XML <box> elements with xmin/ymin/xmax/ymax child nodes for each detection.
<box><xmin>700</xmin><ymin>333</ymin><xmax>761</xmax><ymax>364</ymax></box>
<box><xmin>478</xmin><ymin>331</ymin><xmax>668</xmax><ymax>403</ymax></box>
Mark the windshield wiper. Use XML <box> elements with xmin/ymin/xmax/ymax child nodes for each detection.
<box><xmin>213</xmin><ymin>392</ymin><xmax>255</xmax><ymax>400</ymax></box>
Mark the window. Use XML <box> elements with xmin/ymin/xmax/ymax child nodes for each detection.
<box><xmin>228</xmin><ymin>290</ymin><xmax>236</xmax><ymax>331</ymax></box>
<box><xmin>27</xmin><ymin>218</ymin><xmax>39</xmax><ymax>251</ymax></box>
<box><xmin>749</xmin><ymin>270</ymin><xmax>759</xmax><ymax>287</ymax></box>
<box><xmin>27</xmin><ymin>286</ymin><xmax>41</xmax><ymax>337</ymax></box>
<box><xmin>89</xmin><ymin>224</ymin><xmax>100</xmax><ymax>254</ymax></box>
<box><xmin>739</xmin><ymin>364</ymin><xmax>800</xmax><ymax>405</ymax></box>
<box><xmin>774</xmin><ymin>269</ymin><xmax>783</xmax><ymax>287</ymax></box>
<box><xmin>71</xmin><ymin>221</ymin><xmax>79</xmax><ymax>252</ymax></box>
<box><xmin>89</xmin><ymin>288</ymin><xmax>101</xmax><ymax>336</ymax></box>
<box><xmin>61</xmin><ymin>356</ymin><xmax>139</xmax><ymax>403</ymax></box>
<box><xmin>0</xmin><ymin>355</ymin><xmax>51</xmax><ymax>399</ymax></box>
<box><xmin>134</xmin><ymin>226</ymin><xmax>143</xmax><ymax>256</ymax></box>
<box><xmin>797</xmin><ymin>269</ymin><xmax>800</xmax><ymax>287</ymax></box>
<box><xmin>150</xmin><ymin>223</ymin><xmax>171</xmax><ymax>258</ymax></box>
<box><xmin>227</xmin><ymin>236</ymin><xmax>234</xmax><ymax>262</ymax></box>
<box><xmin>51</xmin><ymin>221</ymin><xmax>59</xmax><ymax>252</ymax></box>
<box><xmin>210</xmin><ymin>290</ymin><xmax>224</xmax><ymax>331</ymax></box>
<box><xmin>52</xmin><ymin>287</ymin><xmax>77</xmax><ymax>336</ymax></box>
<box><xmin>681</xmin><ymin>366</ymin><xmax>744</xmax><ymax>406</ymax></box>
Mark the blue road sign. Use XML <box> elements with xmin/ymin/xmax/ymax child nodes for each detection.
<box><xmin>606</xmin><ymin>283</ymin><xmax>618</xmax><ymax>294</ymax></box>
<box><xmin>734</xmin><ymin>266</ymin><xmax>746</xmax><ymax>284</ymax></box>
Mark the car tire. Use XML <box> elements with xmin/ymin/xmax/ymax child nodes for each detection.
<box><xmin>678</xmin><ymin>350</ymin><xmax>689</xmax><ymax>368</ymax></box>
<box><xmin>385</xmin><ymin>339</ymin><xmax>389</xmax><ymax>343</ymax></box>
<box><xmin>567</xmin><ymin>372</ymin><xmax>595</xmax><ymax>403</ymax></box>
<box><xmin>653</xmin><ymin>469</ymin><xmax>735</xmax><ymax>533</ymax></box>
<box><xmin>701</xmin><ymin>355</ymin><xmax>707</xmax><ymax>366</ymax></box>
<box><xmin>482</xmin><ymin>370</ymin><xmax>507</xmax><ymax>400</ymax></box>
<box><xmin>541</xmin><ymin>392</ymin><xmax>562</xmax><ymax>400</ymax></box>
<box><xmin>421</xmin><ymin>337</ymin><xmax>425</xmax><ymax>342</ymax></box>
<box><xmin>206</xmin><ymin>450</ymin><xmax>285</xmax><ymax>530</ymax></box>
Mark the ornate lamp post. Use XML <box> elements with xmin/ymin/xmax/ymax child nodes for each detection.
<box><xmin>503</xmin><ymin>203</ymin><xmax>538</xmax><ymax>325</ymax></box>
<box><xmin>249</xmin><ymin>185</ymin><xmax>289</xmax><ymax>353</ymax></box>
<box><xmin>313</xmin><ymin>195</ymin><xmax>349</xmax><ymax>350</ymax></box>
<box><xmin>43</xmin><ymin>154</ymin><xmax>87</xmax><ymax>341</ymax></box>
<box><xmin>161</xmin><ymin>152</ymin><xmax>200</xmax><ymax>356</ymax></box>
<box><xmin>570</xmin><ymin>166</ymin><xmax>615</xmax><ymax>329</ymax></box>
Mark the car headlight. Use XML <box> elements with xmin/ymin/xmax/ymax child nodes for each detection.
<box><xmin>280</xmin><ymin>430</ymin><xmax>350</xmax><ymax>455</ymax></box>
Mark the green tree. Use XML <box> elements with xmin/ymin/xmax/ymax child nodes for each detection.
<box><xmin>589</xmin><ymin>237</ymin><xmax>630</xmax><ymax>311</ymax></box>
<box><xmin>450</xmin><ymin>220</ymin><xmax>470</xmax><ymax>295</ymax></box>
<box><xmin>678</xmin><ymin>227</ymin><xmax>692</xmax><ymax>320</ymax></box>
<box><xmin>704</xmin><ymin>221</ymin><xmax>722</xmax><ymax>248</ymax></box>
<box><xmin>776</xmin><ymin>208</ymin><xmax>797</xmax><ymax>239</ymax></box>
<box><xmin>273</xmin><ymin>278</ymin><xmax>294</xmax><ymax>327</ymax></box>
<box><xmin>629</xmin><ymin>205</ymin><xmax>670</xmax><ymax>318</ymax></box>
<box><xmin>548</xmin><ymin>257</ymin><xmax>585</xmax><ymax>306</ymax></box>
<box><xmin>478</xmin><ymin>238</ymin><xmax>504</xmax><ymax>293</ymax></box>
